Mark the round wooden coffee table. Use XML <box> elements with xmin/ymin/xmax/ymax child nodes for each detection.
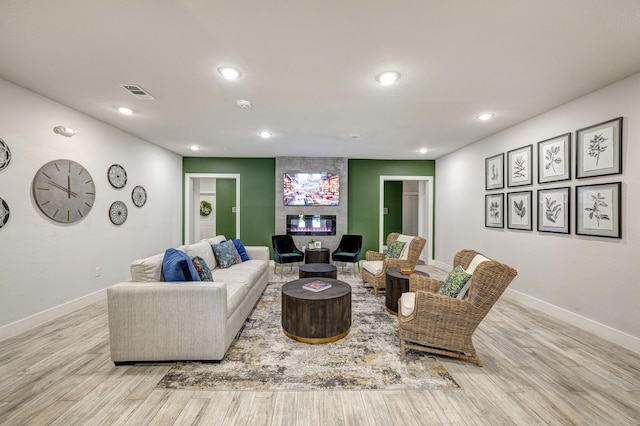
<box><xmin>281</xmin><ymin>277</ymin><xmax>351</xmax><ymax>344</ymax></box>
<box><xmin>385</xmin><ymin>268</ymin><xmax>429</xmax><ymax>315</ymax></box>
<box><xmin>299</xmin><ymin>263</ymin><xmax>338</xmax><ymax>279</ymax></box>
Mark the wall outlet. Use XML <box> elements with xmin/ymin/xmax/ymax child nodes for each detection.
<box><xmin>95</xmin><ymin>267</ymin><xmax>101</xmax><ymax>277</ymax></box>
<box><xmin>231</xmin><ymin>207</ymin><xmax>237</xmax><ymax>213</ymax></box>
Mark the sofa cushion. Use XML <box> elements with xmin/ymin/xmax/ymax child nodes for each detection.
<box><xmin>162</xmin><ymin>248</ymin><xmax>201</xmax><ymax>282</ymax></box>
<box><xmin>180</xmin><ymin>240</ymin><xmax>217</xmax><ymax>270</ymax></box>
<box><xmin>386</xmin><ymin>240</ymin><xmax>406</xmax><ymax>259</ymax></box>
<box><xmin>130</xmin><ymin>253</ymin><xmax>165</xmax><ymax>282</ymax></box>
<box><xmin>192</xmin><ymin>256</ymin><xmax>213</xmax><ymax>281</ymax></box>
<box><xmin>202</xmin><ymin>235</ymin><xmax>227</xmax><ymax>247</ymax></box>
<box><xmin>225</xmin><ymin>281</ymin><xmax>249</xmax><ymax>317</ymax></box>
<box><xmin>466</xmin><ymin>254</ymin><xmax>490</xmax><ymax>274</ymax></box>
<box><xmin>211</xmin><ymin>259</ymin><xmax>267</xmax><ymax>287</ymax></box>
<box><xmin>438</xmin><ymin>266</ymin><xmax>472</xmax><ymax>298</ymax></box>
<box><xmin>400</xmin><ymin>292</ymin><xmax>415</xmax><ymax>316</ymax></box>
<box><xmin>212</xmin><ymin>240</ymin><xmax>242</xmax><ymax>269</ymax></box>
<box><xmin>232</xmin><ymin>239</ymin><xmax>250</xmax><ymax>262</ymax></box>
<box><xmin>362</xmin><ymin>260</ymin><xmax>383</xmax><ymax>275</ymax></box>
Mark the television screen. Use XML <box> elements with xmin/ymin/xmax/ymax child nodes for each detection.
<box><xmin>283</xmin><ymin>173</ymin><xmax>339</xmax><ymax>206</ymax></box>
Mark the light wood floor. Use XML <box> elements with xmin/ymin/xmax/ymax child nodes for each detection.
<box><xmin>1</xmin><ymin>274</ymin><xmax>639</xmax><ymax>425</ymax></box>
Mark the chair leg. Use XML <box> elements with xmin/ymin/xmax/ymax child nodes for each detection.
<box><xmin>274</xmin><ymin>262</ymin><xmax>278</xmax><ymax>274</ymax></box>
<box><xmin>280</xmin><ymin>263</ymin><xmax>284</xmax><ymax>279</ymax></box>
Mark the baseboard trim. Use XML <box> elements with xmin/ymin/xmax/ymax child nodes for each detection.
<box><xmin>0</xmin><ymin>288</ymin><xmax>107</xmax><ymax>342</ymax></box>
<box><xmin>506</xmin><ymin>288</ymin><xmax>640</xmax><ymax>354</ymax></box>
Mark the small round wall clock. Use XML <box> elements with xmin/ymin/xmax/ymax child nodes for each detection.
<box><xmin>32</xmin><ymin>159</ymin><xmax>96</xmax><ymax>224</ymax></box>
<box><xmin>109</xmin><ymin>201</ymin><xmax>128</xmax><ymax>225</ymax></box>
<box><xmin>132</xmin><ymin>185</ymin><xmax>147</xmax><ymax>207</ymax></box>
<box><xmin>107</xmin><ymin>164</ymin><xmax>127</xmax><ymax>189</ymax></box>
<box><xmin>0</xmin><ymin>138</ymin><xmax>10</xmax><ymax>171</ymax></box>
<box><xmin>0</xmin><ymin>197</ymin><xmax>9</xmax><ymax>229</ymax></box>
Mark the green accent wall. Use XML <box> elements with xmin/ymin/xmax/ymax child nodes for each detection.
<box><xmin>383</xmin><ymin>181</ymin><xmax>403</xmax><ymax>237</ymax></box>
<box><xmin>183</xmin><ymin>158</ymin><xmax>275</xmax><ymax>247</ymax></box>
<box><xmin>347</xmin><ymin>159</ymin><xmax>436</xmax><ymax>255</ymax></box>
<box><xmin>216</xmin><ymin>179</ymin><xmax>236</xmax><ymax>240</ymax></box>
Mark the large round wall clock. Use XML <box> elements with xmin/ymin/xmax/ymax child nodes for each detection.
<box><xmin>107</xmin><ymin>164</ymin><xmax>127</xmax><ymax>189</ymax></box>
<box><xmin>0</xmin><ymin>138</ymin><xmax>10</xmax><ymax>171</ymax></box>
<box><xmin>132</xmin><ymin>185</ymin><xmax>147</xmax><ymax>207</ymax></box>
<box><xmin>0</xmin><ymin>197</ymin><xmax>9</xmax><ymax>229</ymax></box>
<box><xmin>109</xmin><ymin>201</ymin><xmax>128</xmax><ymax>225</ymax></box>
<box><xmin>32</xmin><ymin>159</ymin><xmax>96</xmax><ymax>224</ymax></box>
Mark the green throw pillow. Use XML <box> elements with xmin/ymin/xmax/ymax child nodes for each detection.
<box><xmin>386</xmin><ymin>240</ymin><xmax>406</xmax><ymax>259</ymax></box>
<box><xmin>438</xmin><ymin>266</ymin><xmax>472</xmax><ymax>298</ymax></box>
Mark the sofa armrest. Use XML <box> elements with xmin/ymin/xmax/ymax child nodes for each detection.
<box><xmin>107</xmin><ymin>281</ymin><xmax>229</xmax><ymax>362</ymax></box>
<box><xmin>245</xmin><ymin>246</ymin><xmax>269</xmax><ymax>261</ymax></box>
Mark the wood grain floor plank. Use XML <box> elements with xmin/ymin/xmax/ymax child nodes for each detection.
<box><xmin>246</xmin><ymin>391</ymin><xmax>276</xmax><ymax>426</ymax></box>
<box><xmin>173</xmin><ymin>397</ymin><xmax>209</xmax><ymax>425</ymax></box>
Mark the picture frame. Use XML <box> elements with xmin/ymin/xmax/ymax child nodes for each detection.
<box><xmin>507</xmin><ymin>191</ymin><xmax>533</xmax><ymax>231</ymax></box>
<box><xmin>537</xmin><ymin>187</ymin><xmax>570</xmax><ymax>234</ymax></box>
<box><xmin>485</xmin><ymin>153</ymin><xmax>504</xmax><ymax>190</ymax></box>
<box><xmin>575</xmin><ymin>117</ymin><xmax>622</xmax><ymax>179</ymax></box>
<box><xmin>537</xmin><ymin>133</ymin><xmax>571</xmax><ymax>184</ymax></box>
<box><xmin>485</xmin><ymin>193</ymin><xmax>504</xmax><ymax>228</ymax></box>
<box><xmin>507</xmin><ymin>145</ymin><xmax>533</xmax><ymax>187</ymax></box>
<box><xmin>575</xmin><ymin>182</ymin><xmax>621</xmax><ymax>238</ymax></box>
<box><xmin>314</xmin><ymin>241</ymin><xmax>322</xmax><ymax>249</ymax></box>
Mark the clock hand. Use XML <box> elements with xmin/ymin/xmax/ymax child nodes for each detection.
<box><xmin>67</xmin><ymin>175</ymin><xmax>71</xmax><ymax>199</ymax></box>
<box><xmin>48</xmin><ymin>180</ymin><xmax>78</xmax><ymax>197</ymax></box>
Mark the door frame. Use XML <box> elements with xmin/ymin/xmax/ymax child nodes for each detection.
<box><xmin>184</xmin><ymin>173</ymin><xmax>240</xmax><ymax>244</ymax></box>
<box><xmin>379</xmin><ymin>175</ymin><xmax>433</xmax><ymax>264</ymax></box>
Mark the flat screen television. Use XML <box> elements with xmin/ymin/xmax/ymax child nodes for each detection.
<box><xmin>283</xmin><ymin>173</ymin><xmax>339</xmax><ymax>206</ymax></box>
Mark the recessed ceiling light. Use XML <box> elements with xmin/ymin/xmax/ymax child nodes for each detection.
<box><xmin>419</xmin><ymin>147</ymin><xmax>428</xmax><ymax>154</ymax></box>
<box><xmin>117</xmin><ymin>107</ymin><xmax>133</xmax><ymax>115</ymax></box>
<box><xmin>476</xmin><ymin>112</ymin><xmax>494</xmax><ymax>121</ymax></box>
<box><xmin>236</xmin><ymin>99</ymin><xmax>252</xmax><ymax>109</ymax></box>
<box><xmin>258</xmin><ymin>131</ymin><xmax>272</xmax><ymax>139</ymax></box>
<box><xmin>376</xmin><ymin>71</ymin><xmax>401</xmax><ymax>85</ymax></box>
<box><xmin>218</xmin><ymin>66</ymin><xmax>242</xmax><ymax>80</ymax></box>
<box><xmin>189</xmin><ymin>145</ymin><xmax>200</xmax><ymax>151</ymax></box>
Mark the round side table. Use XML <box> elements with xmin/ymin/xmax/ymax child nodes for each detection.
<box><xmin>385</xmin><ymin>268</ymin><xmax>429</xmax><ymax>315</ymax></box>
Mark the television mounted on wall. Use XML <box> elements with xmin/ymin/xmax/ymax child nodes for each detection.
<box><xmin>283</xmin><ymin>173</ymin><xmax>339</xmax><ymax>206</ymax></box>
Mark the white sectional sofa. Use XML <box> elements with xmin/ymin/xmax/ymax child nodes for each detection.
<box><xmin>107</xmin><ymin>235</ymin><xmax>269</xmax><ymax>364</ymax></box>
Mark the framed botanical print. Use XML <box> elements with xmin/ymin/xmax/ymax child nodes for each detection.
<box><xmin>537</xmin><ymin>187</ymin><xmax>570</xmax><ymax>234</ymax></box>
<box><xmin>576</xmin><ymin>182</ymin><xmax>621</xmax><ymax>238</ymax></box>
<box><xmin>507</xmin><ymin>145</ymin><xmax>533</xmax><ymax>187</ymax></box>
<box><xmin>537</xmin><ymin>133</ymin><xmax>571</xmax><ymax>184</ymax></box>
<box><xmin>507</xmin><ymin>191</ymin><xmax>533</xmax><ymax>231</ymax></box>
<box><xmin>485</xmin><ymin>193</ymin><xmax>504</xmax><ymax>228</ymax></box>
<box><xmin>576</xmin><ymin>117</ymin><xmax>622</xmax><ymax>179</ymax></box>
<box><xmin>485</xmin><ymin>153</ymin><xmax>504</xmax><ymax>190</ymax></box>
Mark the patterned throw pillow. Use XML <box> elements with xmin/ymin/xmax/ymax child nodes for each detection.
<box><xmin>212</xmin><ymin>240</ymin><xmax>242</xmax><ymax>269</ymax></box>
<box><xmin>191</xmin><ymin>256</ymin><xmax>213</xmax><ymax>281</ymax></box>
<box><xmin>438</xmin><ymin>266</ymin><xmax>472</xmax><ymax>298</ymax></box>
<box><xmin>386</xmin><ymin>240</ymin><xmax>406</xmax><ymax>259</ymax></box>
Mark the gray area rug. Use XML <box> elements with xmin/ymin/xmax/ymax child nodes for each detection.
<box><xmin>156</xmin><ymin>266</ymin><xmax>459</xmax><ymax>391</ymax></box>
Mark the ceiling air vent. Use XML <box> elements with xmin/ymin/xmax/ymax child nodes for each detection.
<box><xmin>119</xmin><ymin>84</ymin><xmax>155</xmax><ymax>100</ymax></box>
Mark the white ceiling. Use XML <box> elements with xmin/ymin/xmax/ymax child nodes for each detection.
<box><xmin>1</xmin><ymin>0</ymin><xmax>640</xmax><ymax>159</ymax></box>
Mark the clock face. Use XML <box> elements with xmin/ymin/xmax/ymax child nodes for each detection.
<box><xmin>0</xmin><ymin>139</ymin><xmax>10</xmax><ymax>171</ymax></box>
<box><xmin>109</xmin><ymin>201</ymin><xmax>128</xmax><ymax>225</ymax></box>
<box><xmin>0</xmin><ymin>197</ymin><xmax>9</xmax><ymax>229</ymax></box>
<box><xmin>107</xmin><ymin>164</ymin><xmax>127</xmax><ymax>189</ymax></box>
<box><xmin>32</xmin><ymin>159</ymin><xmax>96</xmax><ymax>224</ymax></box>
<box><xmin>132</xmin><ymin>185</ymin><xmax>147</xmax><ymax>207</ymax></box>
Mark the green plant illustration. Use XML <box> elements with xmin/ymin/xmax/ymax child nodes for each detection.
<box><xmin>545</xmin><ymin>145</ymin><xmax>562</xmax><ymax>173</ymax></box>
<box><xmin>584</xmin><ymin>192</ymin><xmax>610</xmax><ymax>226</ymax></box>
<box><xmin>587</xmin><ymin>133</ymin><xmax>608</xmax><ymax>167</ymax></box>
<box><xmin>545</xmin><ymin>197</ymin><xmax>562</xmax><ymax>223</ymax></box>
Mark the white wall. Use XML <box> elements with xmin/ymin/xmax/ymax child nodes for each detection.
<box><xmin>0</xmin><ymin>79</ymin><xmax>183</xmax><ymax>338</ymax></box>
<box><xmin>435</xmin><ymin>73</ymin><xmax>640</xmax><ymax>353</ymax></box>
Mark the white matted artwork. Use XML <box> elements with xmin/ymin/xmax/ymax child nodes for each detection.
<box><xmin>576</xmin><ymin>117</ymin><xmax>622</xmax><ymax>179</ymax></box>
<box><xmin>537</xmin><ymin>187</ymin><xmax>570</xmax><ymax>234</ymax></box>
<box><xmin>485</xmin><ymin>153</ymin><xmax>504</xmax><ymax>190</ymax></box>
<box><xmin>576</xmin><ymin>182</ymin><xmax>621</xmax><ymax>238</ymax></box>
<box><xmin>314</xmin><ymin>241</ymin><xmax>322</xmax><ymax>249</ymax></box>
<box><xmin>507</xmin><ymin>145</ymin><xmax>533</xmax><ymax>187</ymax></box>
<box><xmin>537</xmin><ymin>133</ymin><xmax>571</xmax><ymax>184</ymax></box>
<box><xmin>485</xmin><ymin>193</ymin><xmax>504</xmax><ymax>228</ymax></box>
<box><xmin>507</xmin><ymin>191</ymin><xmax>532</xmax><ymax>231</ymax></box>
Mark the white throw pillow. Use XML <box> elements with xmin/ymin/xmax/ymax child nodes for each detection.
<box><xmin>465</xmin><ymin>254</ymin><xmax>490</xmax><ymax>274</ymax></box>
<box><xmin>180</xmin><ymin>240</ymin><xmax>217</xmax><ymax>270</ymax></box>
<box><xmin>362</xmin><ymin>260</ymin><xmax>383</xmax><ymax>275</ymax></box>
<box><xmin>400</xmin><ymin>292</ymin><xmax>416</xmax><ymax>316</ymax></box>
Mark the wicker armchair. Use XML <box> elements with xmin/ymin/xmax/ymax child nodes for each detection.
<box><xmin>398</xmin><ymin>249</ymin><xmax>517</xmax><ymax>366</ymax></box>
<box><xmin>361</xmin><ymin>232</ymin><xmax>427</xmax><ymax>295</ymax></box>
